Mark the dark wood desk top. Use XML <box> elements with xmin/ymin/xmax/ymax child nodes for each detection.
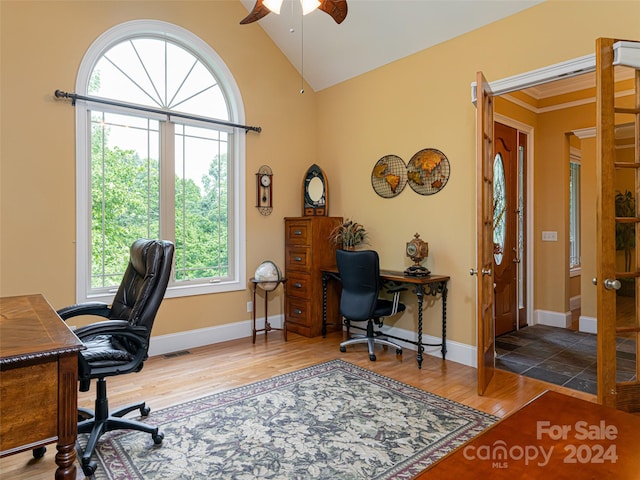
<box><xmin>322</xmin><ymin>266</ymin><xmax>450</xmax><ymax>285</ymax></box>
<box><xmin>414</xmin><ymin>390</ymin><xmax>640</xmax><ymax>479</ymax></box>
<box><xmin>0</xmin><ymin>294</ymin><xmax>84</xmax><ymax>367</ymax></box>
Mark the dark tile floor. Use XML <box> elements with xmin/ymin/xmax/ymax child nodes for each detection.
<box><xmin>496</xmin><ymin>324</ymin><xmax>637</xmax><ymax>394</ymax></box>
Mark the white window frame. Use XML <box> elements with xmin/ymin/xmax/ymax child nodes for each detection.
<box><xmin>75</xmin><ymin>20</ymin><xmax>246</xmax><ymax>302</ymax></box>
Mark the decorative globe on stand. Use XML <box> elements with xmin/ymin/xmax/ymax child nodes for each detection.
<box><xmin>254</xmin><ymin>260</ymin><xmax>282</xmax><ymax>291</ymax></box>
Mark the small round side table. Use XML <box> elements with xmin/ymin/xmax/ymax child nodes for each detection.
<box><xmin>250</xmin><ymin>277</ymin><xmax>287</xmax><ymax>343</ymax></box>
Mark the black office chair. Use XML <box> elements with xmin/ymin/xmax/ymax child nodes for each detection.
<box><xmin>57</xmin><ymin>239</ymin><xmax>174</xmax><ymax>476</ymax></box>
<box><xmin>336</xmin><ymin>249</ymin><xmax>405</xmax><ymax>361</ymax></box>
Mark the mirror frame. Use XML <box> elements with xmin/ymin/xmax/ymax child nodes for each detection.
<box><xmin>302</xmin><ymin>164</ymin><xmax>328</xmax><ymax>216</ymax></box>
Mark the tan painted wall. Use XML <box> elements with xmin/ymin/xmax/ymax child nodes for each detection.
<box><xmin>0</xmin><ymin>0</ymin><xmax>317</xmax><ymax>335</ymax></box>
<box><xmin>315</xmin><ymin>1</ymin><xmax>640</xmax><ymax>346</ymax></box>
<box><xmin>2</xmin><ymin>0</ymin><xmax>639</xmax><ymax>348</ymax></box>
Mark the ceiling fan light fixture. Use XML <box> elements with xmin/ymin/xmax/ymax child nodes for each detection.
<box><xmin>301</xmin><ymin>0</ymin><xmax>321</xmax><ymax>15</ymax></box>
<box><xmin>240</xmin><ymin>0</ymin><xmax>346</xmax><ymax>25</ymax></box>
<box><xmin>263</xmin><ymin>0</ymin><xmax>283</xmax><ymax>14</ymax></box>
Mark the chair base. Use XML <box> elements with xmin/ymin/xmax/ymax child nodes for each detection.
<box><xmin>78</xmin><ymin>378</ymin><xmax>163</xmax><ymax>477</ymax></box>
<box><xmin>340</xmin><ymin>319</ymin><xmax>403</xmax><ymax>361</ymax></box>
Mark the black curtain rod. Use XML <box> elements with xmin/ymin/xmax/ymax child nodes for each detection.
<box><xmin>54</xmin><ymin>90</ymin><xmax>262</xmax><ymax>133</ymax></box>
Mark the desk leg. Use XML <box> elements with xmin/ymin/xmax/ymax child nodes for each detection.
<box><xmin>56</xmin><ymin>354</ymin><xmax>78</xmax><ymax>480</ymax></box>
<box><xmin>415</xmin><ymin>285</ymin><xmax>424</xmax><ymax>369</ymax></box>
<box><xmin>322</xmin><ymin>273</ymin><xmax>328</xmax><ymax>337</ymax></box>
<box><xmin>441</xmin><ymin>283</ymin><xmax>448</xmax><ymax>360</ymax></box>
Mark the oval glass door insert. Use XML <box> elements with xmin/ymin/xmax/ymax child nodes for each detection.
<box><xmin>493</xmin><ymin>153</ymin><xmax>506</xmax><ymax>265</ymax></box>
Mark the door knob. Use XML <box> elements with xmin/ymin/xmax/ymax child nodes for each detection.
<box><xmin>469</xmin><ymin>268</ymin><xmax>492</xmax><ymax>276</ymax></box>
<box><xmin>604</xmin><ymin>278</ymin><xmax>621</xmax><ymax>290</ymax></box>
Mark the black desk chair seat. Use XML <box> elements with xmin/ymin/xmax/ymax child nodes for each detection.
<box><xmin>336</xmin><ymin>249</ymin><xmax>406</xmax><ymax>361</ymax></box>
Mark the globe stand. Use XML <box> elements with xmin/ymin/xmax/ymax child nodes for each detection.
<box><xmin>250</xmin><ymin>277</ymin><xmax>287</xmax><ymax>343</ymax></box>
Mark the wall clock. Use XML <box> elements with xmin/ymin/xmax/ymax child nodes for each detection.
<box><xmin>302</xmin><ymin>164</ymin><xmax>328</xmax><ymax>216</ymax></box>
<box><xmin>256</xmin><ymin>165</ymin><xmax>273</xmax><ymax>216</ymax></box>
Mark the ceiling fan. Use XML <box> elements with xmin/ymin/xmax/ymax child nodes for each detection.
<box><xmin>240</xmin><ymin>0</ymin><xmax>348</xmax><ymax>25</ymax></box>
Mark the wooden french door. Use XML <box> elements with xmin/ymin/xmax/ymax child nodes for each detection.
<box><xmin>596</xmin><ymin>38</ymin><xmax>640</xmax><ymax>412</ymax></box>
<box><xmin>475</xmin><ymin>71</ymin><xmax>495</xmax><ymax>395</ymax></box>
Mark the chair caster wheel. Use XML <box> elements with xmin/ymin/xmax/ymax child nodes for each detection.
<box><xmin>369</xmin><ymin>354</ymin><xmax>377</xmax><ymax>361</ymax></box>
<box><xmin>140</xmin><ymin>405</ymin><xmax>151</xmax><ymax>416</ymax></box>
<box><xmin>32</xmin><ymin>446</ymin><xmax>46</xmax><ymax>458</ymax></box>
<box><xmin>396</xmin><ymin>348</ymin><xmax>402</xmax><ymax>355</ymax></box>
<box><xmin>81</xmin><ymin>460</ymin><xmax>97</xmax><ymax>477</ymax></box>
<box><xmin>152</xmin><ymin>432</ymin><xmax>164</xmax><ymax>445</ymax></box>
<box><xmin>340</xmin><ymin>346</ymin><xmax>346</xmax><ymax>353</ymax></box>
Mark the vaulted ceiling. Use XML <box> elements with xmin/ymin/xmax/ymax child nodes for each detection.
<box><xmin>239</xmin><ymin>0</ymin><xmax>544</xmax><ymax>92</ymax></box>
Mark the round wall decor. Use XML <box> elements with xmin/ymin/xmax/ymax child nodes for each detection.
<box><xmin>406</xmin><ymin>148</ymin><xmax>450</xmax><ymax>196</ymax></box>
<box><xmin>371</xmin><ymin>154</ymin><xmax>407</xmax><ymax>198</ymax></box>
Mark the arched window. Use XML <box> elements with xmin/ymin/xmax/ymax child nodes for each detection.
<box><xmin>75</xmin><ymin>20</ymin><xmax>246</xmax><ymax>301</ymax></box>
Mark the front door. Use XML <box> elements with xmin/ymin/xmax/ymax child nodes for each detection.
<box><xmin>493</xmin><ymin>122</ymin><xmax>524</xmax><ymax>336</ymax></box>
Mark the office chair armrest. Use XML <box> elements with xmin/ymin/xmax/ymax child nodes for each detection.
<box><xmin>384</xmin><ymin>287</ymin><xmax>407</xmax><ymax>315</ymax></box>
<box><xmin>73</xmin><ymin>320</ymin><xmax>147</xmax><ymax>340</ymax></box>
<box><xmin>57</xmin><ymin>302</ymin><xmax>111</xmax><ymax>321</ymax></box>
<box><xmin>385</xmin><ymin>286</ymin><xmax>407</xmax><ymax>294</ymax></box>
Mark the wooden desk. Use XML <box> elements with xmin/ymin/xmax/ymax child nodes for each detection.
<box><xmin>414</xmin><ymin>390</ymin><xmax>640</xmax><ymax>479</ymax></box>
<box><xmin>0</xmin><ymin>294</ymin><xmax>85</xmax><ymax>480</ymax></box>
<box><xmin>322</xmin><ymin>268</ymin><xmax>449</xmax><ymax>368</ymax></box>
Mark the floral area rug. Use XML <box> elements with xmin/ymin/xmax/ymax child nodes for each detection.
<box><xmin>91</xmin><ymin>359</ymin><xmax>497</xmax><ymax>479</ymax></box>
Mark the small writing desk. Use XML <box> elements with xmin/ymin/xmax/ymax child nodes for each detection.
<box><xmin>414</xmin><ymin>390</ymin><xmax>640</xmax><ymax>478</ymax></box>
<box><xmin>0</xmin><ymin>294</ymin><xmax>85</xmax><ymax>480</ymax></box>
<box><xmin>321</xmin><ymin>268</ymin><xmax>449</xmax><ymax>368</ymax></box>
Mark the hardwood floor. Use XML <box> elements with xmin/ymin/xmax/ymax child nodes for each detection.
<box><xmin>0</xmin><ymin>331</ymin><xmax>596</xmax><ymax>479</ymax></box>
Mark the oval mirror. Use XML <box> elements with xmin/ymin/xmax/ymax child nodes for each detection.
<box><xmin>308</xmin><ymin>176</ymin><xmax>324</xmax><ymax>203</ymax></box>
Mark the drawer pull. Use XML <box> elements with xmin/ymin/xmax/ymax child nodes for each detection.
<box><xmin>294</xmin><ymin>230</ymin><xmax>303</xmax><ymax>235</ymax></box>
<box><xmin>294</xmin><ymin>282</ymin><xmax>302</xmax><ymax>288</ymax></box>
<box><xmin>294</xmin><ymin>309</ymin><xmax>303</xmax><ymax>315</ymax></box>
<box><xmin>294</xmin><ymin>256</ymin><xmax>302</xmax><ymax>262</ymax></box>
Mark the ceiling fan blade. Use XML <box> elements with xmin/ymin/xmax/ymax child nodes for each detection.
<box><xmin>319</xmin><ymin>0</ymin><xmax>348</xmax><ymax>24</ymax></box>
<box><xmin>240</xmin><ymin>0</ymin><xmax>272</xmax><ymax>24</ymax></box>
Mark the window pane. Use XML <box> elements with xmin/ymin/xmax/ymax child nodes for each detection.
<box><xmin>174</xmin><ymin>124</ymin><xmax>229</xmax><ymax>281</ymax></box>
<box><xmin>89</xmin><ymin>38</ymin><xmax>229</xmax><ymax>120</ymax></box>
<box><xmin>91</xmin><ymin>110</ymin><xmax>160</xmax><ymax>289</ymax></box>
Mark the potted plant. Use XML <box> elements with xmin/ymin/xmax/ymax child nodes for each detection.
<box><xmin>329</xmin><ymin>219</ymin><xmax>368</xmax><ymax>250</ymax></box>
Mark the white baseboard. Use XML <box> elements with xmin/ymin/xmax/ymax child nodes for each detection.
<box><xmin>579</xmin><ymin>315</ymin><xmax>597</xmax><ymax>334</ymax></box>
<box><xmin>149</xmin><ymin>317</ymin><xmax>478</xmax><ymax>368</ymax></box>
<box><xmin>148</xmin><ymin>315</ymin><xmax>284</xmax><ymax>357</ymax></box>
<box><xmin>534</xmin><ymin>309</ymin><xmax>572</xmax><ymax>329</ymax></box>
<box><xmin>384</xmin><ymin>325</ymin><xmax>477</xmax><ymax>368</ymax></box>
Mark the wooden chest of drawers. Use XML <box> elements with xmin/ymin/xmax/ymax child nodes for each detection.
<box><xmin>284</xmin><ymin>216</ymin><xmax>342</xmax><ymax>337</ymax></box>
